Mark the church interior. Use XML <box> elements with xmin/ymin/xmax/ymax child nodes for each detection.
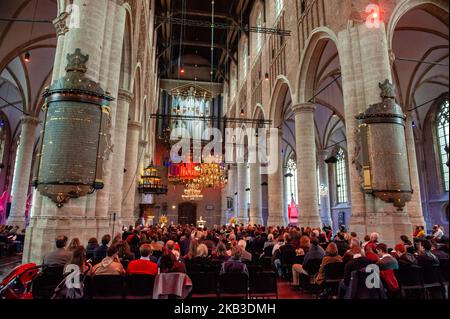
<box><xmin>0</xmin><ymin>0</ymin><xmax>448</xmax><ymax>301</ymax></box>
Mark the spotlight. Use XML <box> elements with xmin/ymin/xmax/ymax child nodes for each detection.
<box><xmin>265</xmin><ymin>73</ymin><xmax>269</xmax><ymax>81</ymax></box>
<box><xmin>24</xmin><ymin>52</ymin><xmax>30</xmax><ymax>62</ymax></box>
<box><xmin>240</xmin><ymin>109</ymin><xmax>245</xmax><ymax>116</ymax></box>
<box><xmin>180</xmin><ymin>68</ymin><xmax>185</xmax><ymax>74</ymax></box>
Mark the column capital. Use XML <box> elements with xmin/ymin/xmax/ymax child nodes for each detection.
<box><xmin>20</xmin><ymin>115</ymin><xmax>40</xmax><ymax>126</ymax></box>
<box><xmin>292</xmin><ymin>103</ymin><xmax>316</xmax><ymax>114</ymax></box>
<box><xmin>117</xmin><ymin>89</ymin><xmax>134</xmax><ymax>103</ymax></box>
<box><xmin>317</xmin><ymin>149</ymin><xmax>329</xmax><ymax>160</ymax></box>
<box><xmin>128</xmin><ymin>121</ymin><xmax>142</xmax><ymax>130</ymax></box>
<box><xmin>53</xmin><ymin>12</ymin><xmax>69</xmax><ymax>37</ymax></box>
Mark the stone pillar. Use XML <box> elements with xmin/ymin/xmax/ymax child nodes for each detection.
<box><xmin>267</xmin><ymin>131</ymin><xmax>285</xmax><ymax>226</ymax></box>
<box><xmin>7</xmin><ymin>116</ymin><xmax>40</xmax><ymax>228</ymax></box>
<box><xmin>292</xmin><ymin>103</ymin><xmax>321</xmax><ymax>228</ymax></box>
<box><xmin>121</xmin><ymin>121</ymin><xmax>141</xmax><ymax>226</ymax></box>
<box><xmin>405</xmin><ymin>116</ymin><xmax>426</xmax><ymax>229</ymax></box>
<box><xmin>338</xmin><ymin>22</ymin><xmax>412</xmax><ymax>246</ymax></box>
<box><xmin>236</xmin><ymin>162</ymin><xmax>249</xmax><ymax>225</ymax></box>
<box><xmin>109</xmin><ymin>89</ymin><xmax>133</xmax><ymax>226</ymax></box>
<box><xmin>227</xmin><ymin>164</ymin><xmax>237</xmax><ymax>223</ymax></box>
<box><xmin>318</xmin><ymin>150</ymin><xmax>332</xmax><ymax>227</ymax></box>
<box><xmin>249</xmin><ymin>161</ymin><xmax>263</xmax><ymax>225</ymax></box>
<box><xmin>52</xmin><ymin>12</ymin><xmax>69</xmax><ymax>80</ymax></box>
<box><xmin>22</xmin><ymin>1</ymin><xmax>127</xmax><ymax>264</ymax></box>
<box><xmin>221</xmin><ymin>187</ymin><xmax>228</xmax><ymax>225</ymax></box>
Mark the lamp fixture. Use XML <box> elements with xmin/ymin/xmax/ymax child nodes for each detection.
<box><xmin>265</xmin><ymin>73</ymin><xmax>269</xmax><ymax>81</ymax></box>
<box><xmin>24</xmin><ymin>52</ymin><xmax>31</xmax><ymax>62</ymax></box>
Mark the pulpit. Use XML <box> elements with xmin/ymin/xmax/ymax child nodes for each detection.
<box><xmin>196</xmin><ymin>216</ymin><xmax>206</xmax><ymax>229</ymax></box>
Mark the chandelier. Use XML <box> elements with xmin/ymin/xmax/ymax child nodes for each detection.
<box><xmin>181</xmin><ymin>183</ymin><xmax>204</xmax><ymax>201</ymax></box>
<box><xmin>193</xmin><ymin>162</ymin><xmax>226</xmax><ymax>188</ymax></box>
<box><xmin>168</xmin><ymin>155</ymin><xmax>226</xmax><ymax>189</ymax></box>
<box><xmin>138</xmin><ymin>162</ymin><xmax>168</xmax><ymax>195</ymax></box>
<box><xmin>168</xmin><ymin>162</ymin><xmax>201</xmax><ymax>185</ymax></box>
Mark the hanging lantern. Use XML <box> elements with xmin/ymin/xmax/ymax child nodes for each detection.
<box><xmin>138</xmin><ymin>162</ymin><xmax>168</xmax><ymax>195</ymax></box>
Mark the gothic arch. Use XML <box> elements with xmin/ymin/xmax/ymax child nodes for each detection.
<box><xmin>387</xmin><ymin>0</ymin><xmax>449</xmax><ymax>51</ymax></box>
<box><xmin>269</xmin><ymin>75</ymin><xmax>293</xmax><ymax>128</ymax></box>
<box><xmin>295</xmin><ymin>27</ymin><xmax>340</xmax><ymax>105</ymax></box>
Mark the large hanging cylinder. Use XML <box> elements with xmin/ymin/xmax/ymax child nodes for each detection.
<box><xmin>33</xmin><ymin>49</ymin><xmax>114</xmax><ymax>207</ymax></box>
<box><xmin>356</xmin><ymin>80</ymin><xmax>412</xmax><ymax>209</ymax></box>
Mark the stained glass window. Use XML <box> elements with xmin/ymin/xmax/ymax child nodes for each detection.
<box><xmin>436</xmin><ymin>99</ymin><xmax>449</xmax><ymax>191</ymax></box>
<box><xmin>336</xmin><ymin>148</ymin><xmax>348</xmax><ymax>203</ymax></box>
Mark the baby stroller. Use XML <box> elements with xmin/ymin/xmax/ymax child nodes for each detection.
<box><xmin>0</xmin><ymin>263</ymin><xmax>43</xmax><ymax>299</ymax></box>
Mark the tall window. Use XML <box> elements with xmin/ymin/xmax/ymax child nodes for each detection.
<box><xmin>256</xmin><ymin>12</ymin><xmax>263</xmax><ymax>53</ymax></box>
<box><xmin>285</xmin><ymin>158</ymin><xmax>298</xmax><ymax>204</ymax></box>
<box><xmin>335</xmin><ymin>148</ymin><xmax>348</xmax><ymax>203</ymax></box>
<box><xmin>242</xmin><ymin>44</ymin><xmax>248</xmax><ymax>81</ymax></box>
<box><xmin>436</xmin><ymin>99</ymin><xmax>449</xmax><ymax>191</ymax></box>
<box><xmin>275</xmin><ymin>0</ymin><xmax>283</xmax><ymax>17</ymax></box>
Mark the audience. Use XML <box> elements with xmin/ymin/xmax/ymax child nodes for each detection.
<box><xmin>393</xmin><ymin>242</ymin><xmax>418</xmax><ymax>267</ymax></box>
<box><xmin>42</xmin><ymin>235</ymin><xmax>73</xmax><ymax>267</ymax></box>
<box><xmin>291</xmin><ymin>237</ymin><xmax>325</xmax><ymax>286</ymax></box>
<box><xmin>91</xmin><ymin>245</ymin><xmax>125</xmax><ymax>276</ymax></box>
<box><xmin>127</xmin><ymin>244</ymin><xmax>158</xmax><ymax>276</ymax></box>
<box><xmin>376</xmin><ymin>243</ymin><xmax>399</xmax><ymax>270</ymax></box>
<box><xmin>86</xmin><ymin>237</ymin><xmax>99</xmax><ymax>261</ymax></box>
<box><xmin>220</xmin><ymin>245</ymin><xmax>249</xmax><ymax>277</ymax></box>
<box><xmin>93</xmin><ymin>234</ymin><xmax>111</xmax><ymax>262</ymax></box>
<box><xmin>315</xmin><ymin>242</ymin><xmax>342</xmax><ymax>285</ymax></box>
<box><xmin>2</xmin><ymin>221</ymin><xmax>448</xmax><ymax>300</ymax></box>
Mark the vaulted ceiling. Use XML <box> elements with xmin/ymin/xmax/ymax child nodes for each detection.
<box><xmin>155</xmin><ymin>0</ymin><xmax>255</xmax><ymax>82</ymax></box>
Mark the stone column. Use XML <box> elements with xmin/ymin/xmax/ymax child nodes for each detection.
<box><xmin>221</xmin><ymin>187</ymin><xmax>228</xmax><ymax>226</ymax></box>
<box><xmin>292</xmin><ymin>103</ymin><xmax>321</xmax><ymax>228</ymax></box>
<box><xmin>338</xmin><ymin>22</ymin><xmax>412</xmax><ymax>246</ymax></box>
<box><xmin>22</xmin><ymin>1</ymin><xmax>127</xmax><ymax>264</ymax></box>
<box><xmin>7</xmin><ymin>116</ymin><xmax>40</xmax><ymax>228</ymax></box>
<box><xmin>249</xmin><ymin>161</ymin><xmax>263</xmax><ymax>225</ymax></box>
<box><xmin>267</xmin><ymin>131</ymin><xmax>285</xmax><ymax>226</ymax></box>
<box><xmin>121</xmin><ymin>121</ymin><xmax>141</xmax><ymax>226</ymax></box>
<box><xmin>109</xmin><ymin>89</ymin><xmax>133</xmax><ymax>226</ymax></box>
<box><xmin>318</xmin><ymin>149</ymin><xmax>332</xmax><ymax>227</ymax></box>
<box><xmin>227</xmin><ymin>164</ymin><xmax>237</xmax><ymax>223</ymax></box>
<box><xmin>52</xmin><ymin>12</ymin><xmax>69</xmax><ymax>80</ymax></box>
<box><xmin>236</xmin><ymin>162</ymin><xmax>249</xmax><ymax>225</ymax></box>
<box><xmin>405</xmin><ymin>116</ymin><xmax>426</xmax><ymax>229</ymax></box>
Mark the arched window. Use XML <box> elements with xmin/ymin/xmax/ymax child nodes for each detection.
<box><xmin>436</xmin><ymin>99</ymin><xmax>449</xmax><ymax>191</ymax></box>
<box><xmin>285</xmin><ymin>158</ymin><xmax>298</xmax><ymax>204</ymax></box>
<box><xmin>256</xmin><ymin>12</ymin><xmax>263</xmax><ymax>54</ymax></box>
<box><xmin>275</xmin><ymin>0</ymin><xmax>283</xmax><ymax>17</ymax></box>
<box><xmin>335</xmin><ymin>148</ymin><xmax>348</xmax><ymax>203</ymax></box>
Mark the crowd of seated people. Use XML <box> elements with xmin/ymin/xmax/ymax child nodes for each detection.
<box><xmin>0</xmin><ymin>225</ymin><xmax>25</xmax><ymax>257</ymax></box>
<box><xmin>5</xmin><ymin>222</ymin><xmax>449</xmax><ymax>299</ymax></box>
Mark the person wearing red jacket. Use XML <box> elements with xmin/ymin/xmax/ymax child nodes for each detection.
<box><xmin>127</xmin><ymin>244</ymin><xmax>158</xmax><ymax>276</ymax></box>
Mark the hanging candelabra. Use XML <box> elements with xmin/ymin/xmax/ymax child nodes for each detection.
<box><xmin>138</xmin><ymin>161</ymin><xmax>168</xmax><ymax>195</ymax></box>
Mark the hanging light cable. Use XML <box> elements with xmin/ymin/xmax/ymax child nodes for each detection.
<box><xmin>24</xmin><ymin>0</ymin><xmax>39</xmax><ymax>62</ymax></box>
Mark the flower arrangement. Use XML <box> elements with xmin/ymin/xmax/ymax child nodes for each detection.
<box><xmin>229</xmin><ymin>217</ymin><xmax>237</xmax><ymax>225</ymax></box>
<box><xmin>159</xmin><ymin>215</ymin><xmax>168</xmax><ymax>225</ymax></box>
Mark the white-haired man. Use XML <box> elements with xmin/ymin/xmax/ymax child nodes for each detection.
<box><xmin>238</xmin><ymin>240</ymin><xmax>252</xmax><ymax>262</ymax></box>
